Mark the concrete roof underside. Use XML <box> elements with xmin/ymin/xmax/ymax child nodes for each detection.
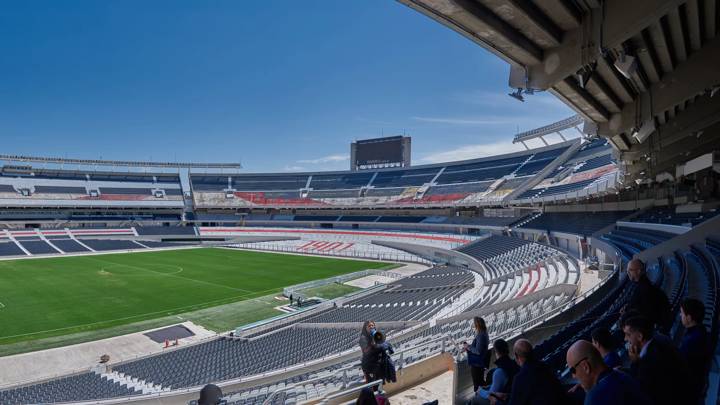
<box><xmin>399</xmin><ymin>0</ymin><xmax>720</xmax><ymax>183</ymax></box>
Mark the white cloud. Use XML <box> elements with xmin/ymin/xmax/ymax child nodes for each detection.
<box><xmin>411</xmin><ymin>116</ymin><xmax>512</xmax><ymax>125</ymax></box>
<box><xmin>417</xmin><ymin>141</ymin><xmax>526</xmax><ymax>164</ymax></box>
<box><xmin>282</xmin><ymin>165</ymin><xmax>307</xmax><ymax>172</ymax></box>
<box><xmin>297</xmin><ymin>154</ymin><xmax>350</xmax><ymax>164</ymax></box>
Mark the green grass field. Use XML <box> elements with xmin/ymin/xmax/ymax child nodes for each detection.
<box><xmin>0</xmin><ymin>248</ymin><xmax>391</xmax><ymax>347</ymax></box>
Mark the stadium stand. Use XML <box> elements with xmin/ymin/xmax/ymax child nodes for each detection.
<box><xmin>631</xmin><ymin>207</ymin><xmax>720</xmax><ymax>226</ymax></box>
<box><xmin>189</xmin><ymin>139</ymin><xmax>620</xmax><ymax>209</ymax></box>
<box><xmin>457</xmin><ymin>235</ymin><xmax>531</xmax><ymax>260</ymax></box>
<box><xmin>0</xmin><ymin>372</ymin><xmax>139</xmax><ymax>405</ymax></box>
<box><xmin>0</xmin><ymin>233</ymin><xmax>580</xmax><ymax>403</ymax></box>
<box><xmin>515</xmin><ymin>211</ymin><xmax>632</xmax><ymax>235</ymax></box>
<box><xmin>0</xmin><ymin>167</ymin><xmax>184</xmax><ymax>209</ymax></box>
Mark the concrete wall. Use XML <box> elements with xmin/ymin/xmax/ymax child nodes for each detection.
<box><xmin>370</xmin><ymin>239</ymin><xmax>485</xmax><ymax>273</ymax></box>
<box><xmin>615</xmin><ymin>221</ymin><xmax>690</xmax><ymax>235</ymax></box>
<box><xmin>313</xmin><ymin>352</ymin><xmax>456</xmax><ymax>405</ymax></box>
<box><xmin>544</xmin><ymin>199</ymin><xmax>657</xmax><ymax>212</ymax></box>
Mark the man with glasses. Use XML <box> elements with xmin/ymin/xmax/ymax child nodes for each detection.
<box><xmin>566</xmin><ymin>340</ymin><xmax>650</xmax><ymax>404</ymax></box>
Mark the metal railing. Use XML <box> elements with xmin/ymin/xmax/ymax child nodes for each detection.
<box><xmin>319</xmin><ymin>380</ymin><xmax>385</xmax><ymax>404</ymax></box>
<box><xmin>261</xmin><ymin>334</ymin><xmax>453</xmax><ymax>405</ymax></box>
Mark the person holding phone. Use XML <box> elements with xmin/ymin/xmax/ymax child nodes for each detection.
<box><xmin>464</xmin><ymin>317</ymin><xmax>489</xmax><ymax>392</ymax></box>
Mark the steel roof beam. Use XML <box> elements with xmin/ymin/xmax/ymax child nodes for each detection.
<box><xmin>525</xmin><ymin>0</ymin><xmax>688</xmax><ymax>90</ymax></box>
<box><xmin>598</xmin><ymin>35</ymin><xmax>720</xmax><ymax>137</ymax></box>
<box><xmin>398</xmin><ymin>0</ymin><xmax>543</xmax><ymax>66</ymax></box>
<box><xmin>453</xmin><ymin>0</ymin><xmax>544</xmax><ymax>63</ymax></box>
<box><xmin>484</xmin><ymin>0</ymin><xmax>564</xmax><ymax>46</ymax></box>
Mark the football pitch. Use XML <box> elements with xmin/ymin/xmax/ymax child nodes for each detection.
<box><xmin>0</xmin><ymin>247</ymin><xmax>391</xmax><ymax>346</ymax></box>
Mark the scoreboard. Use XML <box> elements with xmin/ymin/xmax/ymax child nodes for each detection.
<box><xmin>350</xmin><ymin>136</ymin><xmax>411</xmax><ymax>171</ymax></box>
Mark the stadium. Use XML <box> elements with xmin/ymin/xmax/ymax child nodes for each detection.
<box><xmin>1</xmin><ymin>1</ymin><xmax>719</xmax><ymax>404</ymax></box>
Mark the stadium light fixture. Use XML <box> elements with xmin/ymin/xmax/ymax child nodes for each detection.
<box><xmin>614</xmin><ymin>51</ymin><xmax>638</xmax><ymax>79</ymax></box>
<box><xmin>575</xmin><ymin>63</ymin><xmax>595</xmax><ymax>89</ymax></box>
<box><xmin>632</xmin><ymin>120</ymin><xmax>656</xmax><ymax>144</ymax></box>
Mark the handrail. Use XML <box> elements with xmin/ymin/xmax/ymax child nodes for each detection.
<box><xmin>320</xmin><ymin>380</ymin><xmax>385</xmax><ymax>403</ymax></box>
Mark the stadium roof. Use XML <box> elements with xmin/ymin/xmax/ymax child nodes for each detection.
<box><xmin>0</xmin><ymin>154</ymin><xmax>242</xmax><ymax>169</ymax></box>
<box><xmin>399</xmin><ymin>0</ymin><xmax>720</xmax><ymax>183</ymax></box>
<box><xmin>512</xmin><ymin>115</ymin><xmax>584</xmax><ymax>146</ymax></box>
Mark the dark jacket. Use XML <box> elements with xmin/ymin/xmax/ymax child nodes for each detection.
<box><xmin>507</xmin><ymin>359</ymin><xmax>567</xmax><ymax>405</ymax></box>
<box><xmin>377</xmin><ymin>344</ymin><xmax>397</xmax><ymax>383</ymax></box>
<box><xmin>467</xmin><ymin>331</ymin><xmax>490</xmax><ymax>368</ymax></box>
<box><xmin>584</xmin><ymin>369</ymin><xmax>651</xmax><ymax>405</ymax></box>
<box><xmin>680</xmin><ymin>324</ymin><xmax>711</xmax><ymax>403</ymax></box>
<box><xmin>630</xmin><ymin>336</ymin><xmax>690</xmax><ymax>405</ymax></box>
<box><xmin>359</xmin><ymin>334</ymin><xmax>380</xmax><ymax>371</ymax></box>
<box><xmin>627</xmin><ymin>276</ymin><xmax>671</xmax><ymax>331</ymax></box>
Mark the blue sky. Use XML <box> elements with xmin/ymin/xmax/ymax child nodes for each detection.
<box><xmin>0</xmin><ymin>0</ymin><xmax>575</xmax><ymax>173</ymax></box>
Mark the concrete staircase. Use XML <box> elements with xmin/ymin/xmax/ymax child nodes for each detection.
<box><xmin>98</xmin><ymin>369</ymin><xmax>169</xmax><ymax>395</ymax></box>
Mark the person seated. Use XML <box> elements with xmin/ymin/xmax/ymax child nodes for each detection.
<box><xmin>490</xmin><ymin>339</ymin><xmax>567</xmax><ymax>405</ymax></box>
<box><xmin>679</xmin><ymin>298</ymin><xmax>711</xmax><ymax>404</ymax></box>
<box><xmin>590</xmin><ymin>327</ymin><xmax>621</xmax><ymax>368</ymax></box>
<box><xmin>472</xmin><ymin>339</ymin><xmax>519</xmax><ymax>405</ymax></box>
<box><xmin>566</xmin><ymin>340</ymin><xmax>650</xmax><ymax>405</ymax></box>
<box><xmin>356</xmin><ymin>387</ymin><xmax>378</xmax><ymax>405</ymax></box>
<box><xmin>198</xmin><ymin>384</ymin><xmax>223</xmax><ymax>405</ymax></box>
<box><xmin>622</xmin><ymin>315</ymin><xmax>689</xmax><ymax>405</ymax></box>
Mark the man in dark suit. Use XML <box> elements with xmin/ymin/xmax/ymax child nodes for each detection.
<box><xmin>680</xmin><ymin>298</ymin><xmax>711</xmax><ymax>404</ymax></box>
<box><xmin>491</xmin><ymin>339</ymin><xmax>567</xmax><ymax>405</ymax></box>
<box><xmin>623</xmin><ymin>316</ymin><xmax>689</xmax><ymax>405</ymax></box>
<box><xmin>624</xmin><ymin>258</ymin><xmax>672</xmax><ymax>332</ymax></box>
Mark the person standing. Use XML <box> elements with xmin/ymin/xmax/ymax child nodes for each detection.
<box><xmin>464</xmin><ymin>317</ymin><xmax>489</xmax><ymax>392</ymax></box>
<box><xmin>359</xmin><ymin>320</ymin><xmax>380</xmax><ymax>384</ymax></box>
<box><xmin>624</xmin><ymin>259</ymin><xmax>671</xmax><ymax>332</ymax></box>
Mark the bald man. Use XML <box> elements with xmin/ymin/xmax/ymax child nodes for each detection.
<box><xmin>566</xmin><ymin>340</ymin><xmax>650</xmax><ymax>405</ymax></box>
<box><xmin>624</xmin><ymin>258</ymin><xmax>671</xmax><ymax>331</ymax></box>
<box><xmin>492</xmin><ymin>339</ymin><xmax>566</xmax><ymax>405</ymax></box>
